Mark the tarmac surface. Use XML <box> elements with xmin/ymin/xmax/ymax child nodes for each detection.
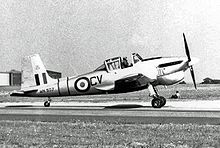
<box><xmin>1</xmin><ymin>100</ymin><xmax>220</xmax><ymax>124</ymax></box>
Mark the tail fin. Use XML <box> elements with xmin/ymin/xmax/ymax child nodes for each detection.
<box><xmin>21</xmin><ymin>54</ymin><xmax>57</xmax><ymax>89</ymax></box>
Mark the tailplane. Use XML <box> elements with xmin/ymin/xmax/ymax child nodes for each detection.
<box><xmin>21</xmin><ymin>54</ymin><xmax>57</xmax><ymax>89</ymax></box>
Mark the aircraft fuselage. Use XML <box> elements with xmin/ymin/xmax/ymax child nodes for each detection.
<box><xmin>17</xmin><ymin>56</ymin><xmax>196</xmax><ymax>97</ymax></box>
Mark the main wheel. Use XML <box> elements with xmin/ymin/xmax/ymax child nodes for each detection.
<box><xmin>151</xmin><ymin>98</ymin><xmax>162</xmax><ymax>108</ymax></box>
<box><xmin>159</xmin><ymin>96</ymin><xmax>166</xmax><ymax>107</ymax></box>
<box><xmin>44</xmin><ymin>101</ymin><xmax>50</xmax><ymax>107</ymax></box>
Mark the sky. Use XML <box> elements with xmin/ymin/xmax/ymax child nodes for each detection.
<box><xmin>1</xmin><ymin>0</ymin><xmax>220</xmax><ymax>83</ymax></box>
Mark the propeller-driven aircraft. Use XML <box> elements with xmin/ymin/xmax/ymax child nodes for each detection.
<box><xmin>10</xmin><ymin>33</ymin><xmax>199</xmax><ymax>108</ymax></box>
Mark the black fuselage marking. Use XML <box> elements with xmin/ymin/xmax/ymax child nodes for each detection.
<box><xmin>158</xmin><ymin>60</ymin><xmax>183</xmax><ymax>68</ymax></box>
<box><xmin>57</xmin><ymin>79</ymin><xmax>61</xmax><ymax>96</ymax></box>
<box><xmin>67</xmin><ymin>77</ymin><xmax>71</xmax><ymax>95</ymax></box>
<box><xmin>90</xmin><ymin>75</ymin><xmax>103</xmax><ymax>86</ymax></box>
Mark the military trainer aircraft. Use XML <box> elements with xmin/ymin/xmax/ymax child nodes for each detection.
<box><xmin>11</xmin><ymin>33</ymin><xmax>199</xmax><ymax>108</ymax></box>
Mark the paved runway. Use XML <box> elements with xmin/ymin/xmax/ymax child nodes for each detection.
<box><xmin>1</xmin><ymin>100</ymin><xmax>220</xmax><ymax>124</ymax></box>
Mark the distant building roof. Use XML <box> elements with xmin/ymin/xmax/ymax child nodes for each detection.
<box><xmin>203</xmin><ymin>77</ymin><xmax>212</xmax><ymax>81</ymax></box>
<box><xmin>9</xmin><ymin>69</ymin><xmax>21</xmax><ymax>73</ymax></box>
<box><xmin>201</xmin><ymin>77</ymin><xmax>220</xmax><ymax>84</ymax></box>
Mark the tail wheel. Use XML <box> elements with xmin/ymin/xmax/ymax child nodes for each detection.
<box><xmin>151</xmin><ymin>98</ymin><xmax>162</xmax><ymax>108</ymax></box>
<box><xmin>44</xmin><ymin>101</ymin><xmax>50</xmax><ymax>107</ymax></box>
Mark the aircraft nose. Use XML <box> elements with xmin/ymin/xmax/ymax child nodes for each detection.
<box><xmin>189</xmin><ymin>57</ymin><xmax>199</xmax><ymax>66</ymax></box>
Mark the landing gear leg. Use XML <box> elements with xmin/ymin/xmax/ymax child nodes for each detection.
<box><xmin>148</xmin><ymin>84</ymin><xmax>166</xmax><ymax>108</ymax></box>
<box><xmin>44</xmin><ymin>97</ymin><xmax>51</xmax><ymax>107</ymax></box>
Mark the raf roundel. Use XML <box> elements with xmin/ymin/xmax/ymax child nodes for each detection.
<box><xmin>74</xmin><ymin>77</ymin><xmax>90</xmax><ymax>92</ymax></box>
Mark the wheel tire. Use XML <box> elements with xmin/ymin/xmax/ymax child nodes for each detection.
<box><xmin>159</xmin><ymin>96</ymin><xmax>166</xmax><ymax>107</ymax></box>
<box><xmin>151</xmin><ymin>98</ymin><xmax>161</xmax><ymax>108</ymax></box>
<box><xmin>44</xmin><ymin>101</ymin><xmax>50</xmax><ymax>107</ymax></box>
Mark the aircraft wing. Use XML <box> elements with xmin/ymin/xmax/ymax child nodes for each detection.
<box><xmin>113</xmin><ymin>73</ymin><xmax>150</xmax><ymax>93</ymax></box>
<box><xmin>116</xmin><ymin>73</ymin><xmax>150</xmax><ymax>85</ymax></box>
<box><xmin>95</xmin><ymin>73</ymin><xmax>150</xmax><ymax>92</ymax></box>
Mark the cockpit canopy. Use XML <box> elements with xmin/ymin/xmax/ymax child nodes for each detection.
<box><xmin>94</xmin><ymin>57</ymin><xmax>122</xmax><ymax>72</ymax></box>
<box><xmin>94</xmin><ymin>53</ymin><xmax>143</xmax><ymax>72</ymax></box>
<box><xmin>105</xmin><ymin>57</ymin><xmax>122</xmax><ymax>71</ymax></box>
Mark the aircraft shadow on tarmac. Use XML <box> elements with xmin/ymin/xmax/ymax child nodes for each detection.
<box><xmin>105</xmin><ymin>104</ymin><xmax>149</xmax><ymax>109</ymax></box>
<box><xmin>4</xmin><ymin>104</ymin><xmax>147</xmax><ymax>108</ymax></box>
<box><xmin>5</xmin><ymin>105</ymin><xmax>34</xmax><ymax>108</ymax></box>
<box><xmin>4</xmin><ymin>104</ymin><xmax>169</xmax><ymax>109</ymax></box>
<box><xmin>104</xmin><ymin>104</ymin><xmax>170</xmax><ymax>109</ymax></box>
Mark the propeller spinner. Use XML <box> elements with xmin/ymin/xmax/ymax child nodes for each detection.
<box><xmin>183</xmin><ymin>33</ymin><xmax>197</xmax><ymax>89</ymax></box>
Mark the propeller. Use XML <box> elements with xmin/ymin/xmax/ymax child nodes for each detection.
<box><xmin>183</xmin><ymin>33</ymin><xmax>197</xmax><ymax>89</ymax></box>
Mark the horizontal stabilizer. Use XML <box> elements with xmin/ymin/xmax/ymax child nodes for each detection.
<box><xmin>10</xmin><ymin>92</ymin><xmax>25</xmax><ymax>96</ymax></box>
<box><xmin>10</xmin><ymin>89</ymin><xmax>38</xmax><ymax>96</ymax></box>
<box><xmin>23</xmin><ymin>89</ymin><xmax>38</xmax><ymax>93</ymax></box>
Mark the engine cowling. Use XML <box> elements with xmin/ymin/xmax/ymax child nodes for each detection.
<box><xmin>157</xmin><ymin>71</ymin><xmax>184</xmax><ymax>85</ymax></box>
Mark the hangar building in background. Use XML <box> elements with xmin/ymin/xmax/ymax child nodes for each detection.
<box><xmin>0</xmin><ymin>70</ymin><xmax>61</xmax><ymax>86</ymax></box>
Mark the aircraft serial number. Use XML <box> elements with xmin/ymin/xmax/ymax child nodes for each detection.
<box><xmin>39</xmin><ymin>87</ymin><xmax>54</xmax><ymax>93</ymax></box>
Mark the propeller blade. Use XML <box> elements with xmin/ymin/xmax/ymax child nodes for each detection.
<box><xmin>183</xmin><ymin>33</ymin><xmax>191</xmax><ymax>62</ymax></box>
<box><xmin>183</xmin><ymin>33</ymin><xmax>197</xmax><ymax>89</ymax></box>
<box><xmin>190</xmin><ymin>66</ymin><xmax>197</xmax><ymax>89</ymax></box>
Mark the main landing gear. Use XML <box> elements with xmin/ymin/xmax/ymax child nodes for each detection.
<box><xmin>151</xmin><ymin>95</ymin><xmax>166</xmax><ymax>108</ymax></box>
<box><xmin>44</xmin><ymin>97</ymin><xmax>51</xmax><ymax>107</ymax></box>
<box><xmin>148</xmin><ymin>84</ymin><xmax>166</xmax><ymax>108</ymax></box>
